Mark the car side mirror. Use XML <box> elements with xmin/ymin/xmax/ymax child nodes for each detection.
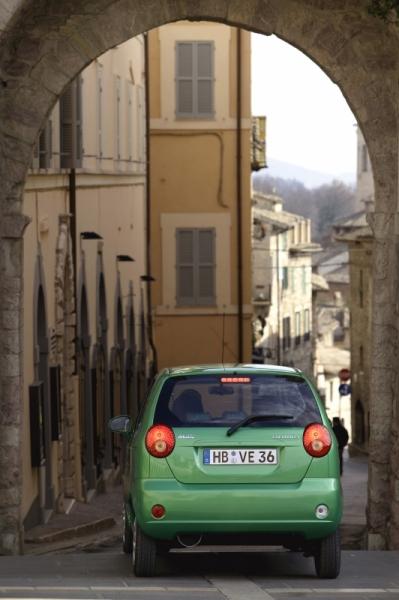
<box><xmin>108</xmin><ymin>415</ymin><xmax>132</xmax><ymax>434</ymax></box>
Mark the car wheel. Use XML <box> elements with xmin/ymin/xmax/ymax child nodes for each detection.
<box><xmin>132</xmin><ymin>519</ymin><xmax>157</xmax><ymax>577</ymax></box>
<box><xmin>122</xmin><ymin>506</ymin><xmax>133</xmax><ymax>554</ymax></box>
<box><xmin>314</xmin><ymin>529</ymin><xmax>341</xmax><ymax>579</ymax></box>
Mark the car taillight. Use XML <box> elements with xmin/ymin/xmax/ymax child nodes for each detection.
<box><xmin>303</xmin><ymin>423</ymin><xmax>332</xmax><ymax>457</ymax></box>
<box><xmin>145</xmin><ymin>424</ymin><xmax>175</xmax><ymax>458</ymax></box>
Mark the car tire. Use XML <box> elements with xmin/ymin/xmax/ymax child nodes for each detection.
<box><xmin>132</xmin><ymin>519</ymin><xmax>157</xmax><ymax>577</ymax></box>
<box><xmin>314</xmin><ymin>529</ymin><xmax>341</xmax><ymax>579</ymax></box>
<box><xmin>122</xmin><ymin>506</ymin><xmax>133</xmax><ymax>554</ymax></box>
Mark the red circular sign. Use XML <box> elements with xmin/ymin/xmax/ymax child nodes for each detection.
<box><xmin>339</xmin><ymin>368</ymin><xmax>350</xmax><ymax>382</ymax></box>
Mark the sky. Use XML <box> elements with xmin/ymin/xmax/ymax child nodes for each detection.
<box><xmin>251</xmin><ymin>33</ymin><xmax>357</xmax><ymax>179</ymax></box>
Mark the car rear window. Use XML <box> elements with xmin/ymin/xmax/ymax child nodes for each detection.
<box><xmin>154</xmin><ymin>374</ymin><xmax>322</xmax><ymax>428</ymax></box>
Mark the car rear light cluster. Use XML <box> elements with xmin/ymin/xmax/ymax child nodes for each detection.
<box><xmin>145</xmin><ymin>424</ymin><xmax>175</xmax><ymax>458</ymax></box>
<box><xmin>303</xmin><ymin>423</ymin><xmax>332</xmax><ymax>457</ymax></box>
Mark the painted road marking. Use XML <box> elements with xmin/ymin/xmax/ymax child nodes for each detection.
<box><xmin>207</xmin><ymin>576</ymin><xmax>275</xmax><ymax>600</ymax></box>
<box><xmin>1</xmin><ymin>586</ymin><xmax>399</xmax><ymax>597</ymax></box>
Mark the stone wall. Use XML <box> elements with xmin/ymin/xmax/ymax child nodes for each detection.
<box><xmin>0</xmin><ymin>0</ymin><xmax>399</xmax><ymax>553</ymax></box>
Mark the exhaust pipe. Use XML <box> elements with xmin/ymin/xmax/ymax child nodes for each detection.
<box><xmin>176</xmin><ymin>534</ymin><xmax>203</xmax><ymax>548</ymax></box>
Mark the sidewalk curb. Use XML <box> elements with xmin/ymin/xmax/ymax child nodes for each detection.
<box><xmin>24</xmin><ymin>517</ymin><xmax>116</xmax><ymax>545</ymax></box>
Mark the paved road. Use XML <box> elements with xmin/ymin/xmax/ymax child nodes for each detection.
<box><xmin>1</xmin><ymin>549</ymin><xmax>399</xmax><ymax>600</ymax></box>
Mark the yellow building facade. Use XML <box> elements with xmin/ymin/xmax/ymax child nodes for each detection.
<box><xmin>149</xmin><ymin>22</ymin><xmax>252</xmax><ymax>369</ymax></box>
<box><xmin>21</xmin><ymin>37</ymin><xmax>150</xmax><ymax>532</ymax></box>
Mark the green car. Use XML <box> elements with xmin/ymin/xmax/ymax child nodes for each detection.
<box><xmin>109</xmin><ymin>364</ymin><xmax>342</xmax><ymax>578</ymax></box>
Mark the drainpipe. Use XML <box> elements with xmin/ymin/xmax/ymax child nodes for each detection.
<box><xmin>236</xmin><ymin>28</ymin><xmax>244</xmax><ymax>363</ymax></box>
<box><xmin>144</xmin><ymin>32</ymin><xmax>158</xmax><ymax>379</ymax></box>
<box><xmin>276</xmin><ymin>230</ymin><xmax>281</xmax><ymax>364</ymax></box>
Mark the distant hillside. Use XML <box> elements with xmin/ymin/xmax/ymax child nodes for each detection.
<box><xmin>252</xmin><ymin>173</ymin><xmax>356</xmax><ymax>242</ymax></box>
<box><xmin>256</xmin><ymin>158</ymin><xmax>355</xmax><ymax>189</ymax></box>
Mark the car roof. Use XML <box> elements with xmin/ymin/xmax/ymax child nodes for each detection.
<box><xmin>160</xmin><ymin>364</ymin><xmax>301</xmax><ymax>377</ymax></box>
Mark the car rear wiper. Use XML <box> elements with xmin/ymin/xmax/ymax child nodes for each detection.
<box><xmin>226</xmin><ymin>414</ymin><xmax>294</xmax><ymax>437</ymax></box>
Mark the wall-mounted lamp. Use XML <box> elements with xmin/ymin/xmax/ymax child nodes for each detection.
<box><xmin>80</xmin><ymin>231</ymin><xmax>103</xmax><ymax>240</ymax></box>
<box><xmin>117</xmin><ymin>255</ymin><xmax>135</xmax><ymax>262</ymax></box>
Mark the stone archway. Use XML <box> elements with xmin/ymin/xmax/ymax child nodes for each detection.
<box><xmin>0</xmin><ymin>0</ymin><xmax>399</xmax><ymax>553</ymax></box>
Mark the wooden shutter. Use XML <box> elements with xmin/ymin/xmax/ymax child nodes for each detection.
<box><xmin>176</xmin><ymin>42</ymin><xmax>214</xmax><ymax>118</ymax></box>
<box><xmin>60</xmin><ymin>85</ymin><xmax>73</xmax><ymax>168</ymax></box>
<box><xmin>75</xmin><ymin>76</ymin><xmax>82</xmax><ymax>165</ymax></box>
<box><xmin>176</xmin><ymin>229</ymin><xmax>195</xmax><ymax>305</ymax></box>
<box><xmin>176</xmin><ymin>228</ymin><xmax>215</xmax><ymax>306</ymax></box>
<box><xmin>115</xmin><ymin>75</ymin><xmax>121</xmax><ymax>161</ymax></box>
<box><xmin>127</xmin><ymin>81</ymin><xmax>134</xmax><ymax>164</ymax></box>
<box><xmin>137</xmin><ymin>85</ymin><xmax>145</xmax><ymax>167</ymax></box>
<box><xmin>97</xmin><ymin>64</ymin><xmax>103</xmax><ymax>158</ymax></box>
<box><xmin>176</xmin><ymin>42</ymin><xmax>194</xmax><ymax>116</ymax></box>
<box><xmin>60</xmin><ymin>77</ymin><xmax>82</xmax><ymax>168</ymax></box>
<box><xmin>197</xmin><ymin>228</ymin><xmax>215</xmax><ymax>304</ymax></box>
<box><xmin>196</xmin><ymin>42</ymin><xmax>213</xmax><ymax>116</ymax></box>
<box><xmin>29</xmin><ymin>382</ymin><xmax>45</xmax><ymax>467</ymax></box>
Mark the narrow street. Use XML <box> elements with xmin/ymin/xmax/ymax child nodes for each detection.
<box><xmin>10</xmin><ymin>454</ymin><xmax>377</xmax><ymax>600</ymax></box>
<box><xmin>1</xmin><ymin>549</ymin><xmax>399</xmax><ymax>600</ymax></box>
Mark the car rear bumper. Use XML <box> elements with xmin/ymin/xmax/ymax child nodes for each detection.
<box><xmin>133</xmin><ymin>477</ymin><xmax>342</xmax><ymax>541</ymax></box>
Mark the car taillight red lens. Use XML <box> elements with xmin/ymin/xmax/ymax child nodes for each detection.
<box><xmin>303</xmin><ymin>423</ymin><xmax>332</xmax><ymax>458</ymax></box>
<box><xmin>145</xmin><ymin>425</ymin><xmax>175</xmax><ymax>458</ymax></box>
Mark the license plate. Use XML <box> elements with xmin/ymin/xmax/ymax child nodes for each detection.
<box><xmin>203</xmin><ymin>448</ymin><xmax>278</xmax><ymax>465</ymax></box>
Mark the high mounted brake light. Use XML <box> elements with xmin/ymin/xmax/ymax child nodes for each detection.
<box><xmin>303</xmin><ymin>423</ymin><xmax>332</xmax><ymax>458</ymax></box>
<box><xmin>145</xmin><ymin>424</ymin><xmax>175</xmax><ymax>458</ymax></box>
<box><xmin>220</xmin><ymin>377</ymin><xmax>251</xmax><ymax>383</ymax></box>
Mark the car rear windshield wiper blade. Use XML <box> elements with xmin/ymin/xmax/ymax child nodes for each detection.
<box><xmin>226</xmin><ymin>414</ymin><xmax>294</xmax><ymax>437</ymax></box>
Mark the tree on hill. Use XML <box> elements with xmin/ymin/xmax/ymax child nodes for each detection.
<box><xmin>252</xmin><ymin>173</ymin><xmax>355</xmax><ymax>242</ymax></box>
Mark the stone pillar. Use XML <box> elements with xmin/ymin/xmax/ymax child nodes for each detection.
<box><xmin>367</xmin><ymin>207</ymin><xmax>399</xmax><ymax>549</ymax></box>
<box><xmin>0</xmin><ymin>214</ymin><xmax>30</xmax><ymax>555</ymax></box>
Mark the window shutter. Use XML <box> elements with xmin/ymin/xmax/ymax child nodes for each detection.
<box><xmin>176</xmin><ymin>42</ymin><xmax>213</xmax><ymax>118</ymax></box>
<box><xmin>75</xmin><ymin>77</ymin><xmax>82</xmax><ymax>165</ymax></box>
<box><xmin>97</xmin><ymin>64</ymin><xmax>103</xmax><ymax>158</ymax></box>
<box><xmin>176</xmin><ymin>228</ymin><xmax>216</xmax><ymax>306</ymax></box>
<box><xmin>176</xmin><ymin>229</ymin><xmax>195</xmax><ymax>305</ymax></box>
<box><xmin>176</xmin><ymin>43</ymin><xmax>194</xmax><ymax>116</ymax></box>
<box><xmin>60</xmin><ymin>85</ymin><xmax>74</xmax><ymax>168</ymax></box>
<box><xmin>197</xmin><ymin>228</ymin><xmax>215</xmax><ymax>304</ymax></box>
<box><xmin>196</xmin><ymin>42</ymin><xmax>213</xmax><ymax>116</ymax></box>
<box><xmin>127</xmin><ymin>81</ymin><xmax>134</xmax><ymax>164</ymax></box>
<box><xmin>115</xmin><ymin>75</ymin><xmax>121</xmax><ymax>161</ymax></box>
<box><xmin>137</xmin><ymin>86</ymin><xmax>145</xmax><ymax>166</ymax></box>
<box><xmin>60</xmin><ymin>77</ymin><xmax>82</xmax><ymax>168</ymax></box>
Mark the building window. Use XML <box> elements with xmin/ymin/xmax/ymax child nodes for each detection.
<box><xmin>282</xmin><ymin>316</ymin><xmax>291</xmax><ymax>351</ymax></box>
<box><xmin>115</xmin><ymin>75</ymin><xmax>122</xmax><ymax>161</ymax></box>
<box><xmin>282</xmin><ymin>267</ymin><xmax>289</xmax><ymax>290</ymax></box>
<box><xmin>137</xmin><ymin>85</ymin><xmax>145</xmax><ymax>167</ymax></box>
<box><xmin>38</xmin><ymin>120</ymin><xmax>52</xmax><ymax>169</ymax></box>
<box><xmin>126</xmin><ymin>81</ymin><xmax>134</xmax><ymax>166</ymax></box>
<box><xmin>295</xmin><ymin>311</ymin><xmax>301</xmax><ymax>346</ymax></box>
<box><xmin>291</xmin><ymin>266</ymin><xmax>295</xmax><ymax>292</ymax></box>
<box><xmin>362</xmin><ymin>144</ymin><xmax>368</xmax><ymax>172</ymax></box>
<box><xmin>60</xmin><ymin>77</ymin><xmax>82</xmax><ymax>169</ymax></box>
<box><xmin>359</xmin><ymin>269</ymin><xmax>364</xmax><ymax>308</ymax></box>
<box><xmin>176</xmin><ymin>41</ymin><xmax>214</xmax><ymax>119</ymax></box>
<box><xmin>302</xmin><ymin>265</ymin><xmax>307</xmax><ymax>294</ymax></box>
<box><xmin>97</xmin><ymin>64</ymin><xmax>103</xmax><ymax>159</ymax></box>
<box><xmin>176</xmin><ymin>228</ymin><xmax>215</xmax><ymax>306</ymax></box>
<box><xmin>304</xmin><ymin>308</ymin><xmax>310</xmax><ymax>341</ymax></box>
